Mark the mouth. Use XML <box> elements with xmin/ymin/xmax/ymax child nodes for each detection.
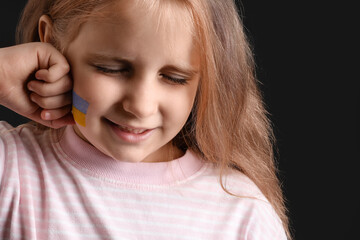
<box><xmin>117</xmin><ymin>124</ymin><xmax>148</xmax><ymax>134</ymax></box>
<box><xmin>106</xmin><ymin>119</ymin><xmax>154</xmax><ymax>143</ymax></box>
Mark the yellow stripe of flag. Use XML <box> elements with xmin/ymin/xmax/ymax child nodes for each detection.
<box><xmin>72</xmin><ymin>106</ymin><xmax>86</xmax><ymax>126</ymax></box>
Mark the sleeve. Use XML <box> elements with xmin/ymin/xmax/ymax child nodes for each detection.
<box><xmin>0</xmin><ymin>121</ymin><xmax>18</xmax><ymax>183</ymax></box>
<box><xmin>0</xmin><ymin>121</ymin><xmax>8</xmax><ymax>180</ymax></box>
<box><xmin>0</xmin><ymin>133</ymin><xmax>4</xmax><ymax>180</ymax></box>
<box><xmin>242</xmin><ymin>200</ymin><xmax>288</xmax><ymax>240</ymax></box>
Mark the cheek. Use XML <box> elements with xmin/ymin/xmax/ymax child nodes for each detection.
<box><xmin>164</xmin><ymin>87</ymin><xmax>197</xmax><ymax>129</ymax></box>
<box><xmin>73</xmin><ymin>73</ymin><xmax>121</xmax><ymax>113</ymax></box>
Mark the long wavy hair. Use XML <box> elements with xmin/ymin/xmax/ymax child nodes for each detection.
<box><xmin>17</xmin><ymin>0</ymin><xmax>291</xmax><ymax>237</ymax></box>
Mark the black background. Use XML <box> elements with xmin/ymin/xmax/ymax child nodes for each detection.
<box><xmin>0</xmin><ymin>1</ymin><xmax>358</xmax><ymax>239</ymax></box>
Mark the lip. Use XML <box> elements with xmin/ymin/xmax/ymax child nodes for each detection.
<box><xmin>106</xmin><ymin>120</ymin><xmax>154</xmax><ymax>143</ymax></box>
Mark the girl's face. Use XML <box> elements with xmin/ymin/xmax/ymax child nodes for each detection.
<box><xmin>65</xmin><ymin>3</ymin><xmax>200</xmax><ymax>163</ymax></box>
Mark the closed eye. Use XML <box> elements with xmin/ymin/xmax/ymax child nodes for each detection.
<box><xmin>160</xmin><ymin>74</ymin><xmax>188</xmax><ymax>85</ymax></box>
<box><xmin>95</xmin><ymin>66</ymin><xmax>130</xmax><ymax>75</ymax></box>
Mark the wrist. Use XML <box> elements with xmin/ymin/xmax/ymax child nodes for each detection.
<box><xmin>0</xmin><ymin>48</ymin><xmax>6</xmax><ymax>104</ymax></box>
<box><xmin>0</xmin><ymin>47</ymin><xmax>12</xmax><ymax>106</ymax></box>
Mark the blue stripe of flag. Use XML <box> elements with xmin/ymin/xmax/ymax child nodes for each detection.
<box><xmin>72</xmin><ymin>91</ymin><xmax>89</xmax><ymax>114</ymax></box>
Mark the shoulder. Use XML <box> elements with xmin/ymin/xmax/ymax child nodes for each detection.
<box><xmin>0</xmin><ymin>121</ymin><xmax>55</xmax><ymax>173</ymax></box>
<box><xmin>0</xmin><ymin>121</ymin><xmax>52</xmax><ymax>149</ymax></box>
<box><xmin>0</xmin><ymin>121</ymin><xmax>24</xmax><ymax>160</ymax></box>
<box><xmin>195</xmin><ymin>163</ymin><xmax>287</xmax><ymax>239</ymax></box>
<box><xmin>197</xmin><ymin>163</ymin><xmax>266</xmax><ymax>201</ymax></box>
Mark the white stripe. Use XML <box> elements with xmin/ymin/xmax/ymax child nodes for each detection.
<box><xmin>5</xmin><ymin>168</ymin><xmax>259</xmax><ymax>209</ymax></box>
<box><xmin>0</xmin><ymin>211</ymin><xmax>239</xmax><ymax>239</ymax></box>
<box><xmin>0</xmin><ymin>187</ymin><xmax>252</xmax><ymax>224</ymax></box>
<box><xmin>0</xmin><ymin>194</ymin><xmax>246</xmax><ymax>228</ymax></box>
<box><xmin>14</xmin><ymin>162</ymin><xmax>267</xmax><ymax>202</ymax></box>
<box><xmin>0</xmin><ymin>212</ymin><xmax>239</xmax><ymax>237</ymax></box>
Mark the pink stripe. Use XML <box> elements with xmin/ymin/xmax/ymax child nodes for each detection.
<box><xmin>0</xmin><ymin>122</ymin><xmax>287</xmax><ymax>239</ymax></box>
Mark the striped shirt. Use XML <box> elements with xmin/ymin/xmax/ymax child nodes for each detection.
<box><xmin>0</xmin><ymin>121</ymin><xmax>287</xmax><ymax>239</ymax></box>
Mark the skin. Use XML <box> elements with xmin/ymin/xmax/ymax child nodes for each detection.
<box><xmin>0</xmin><ymin>42</ymin><xmax>73</xmax><ymax>128</ymax></box>
<box><xmin>40</xmin><ymin>2</ymin><xmax>201</xmax><ymax>163</ymax></box>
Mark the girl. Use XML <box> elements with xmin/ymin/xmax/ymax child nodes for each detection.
<box><xmin>0</xmin><ymin>0</ymin><xmax>291</xmax><ymax>239</ymax></box>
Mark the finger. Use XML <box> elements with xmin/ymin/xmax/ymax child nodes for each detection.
<box><xmin>41</xmin><ymin>105</ymin><xmax>72</xmax><ymax>121</ymax></box>
<box><xmin>35</xmin><ymin>66</ymin><xmax>70</xmax><ymax>83</ymax></box>
<box><xmin>27</xmin><ymin>108</ymin><xmax>74</xmax><ymax>129</ymax></box>
<box><xmin>51</xmin><ymin>113</ymin><xmax>75</xmax><ymax>128</ymax></box>
<box><xmin>30</xmin><ymin>92</ymin><xmax>72</xmax><ymax>109</ymax></box>
<box><xmin>35</xmin><ymin>44</ymin><xmax>70</xmax><ymax>83</ymax></box>
<box><xmin>28</xmin><ymin>75</ymin><xmax>72</xmax><ymax>97</ymax></box>
<box><xmin>44</xmin><ymin>113</ymin><xmax>75</xmax><ymax>129</ymax></box>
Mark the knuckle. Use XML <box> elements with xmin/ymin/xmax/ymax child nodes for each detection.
<box><xmin>36</xmin><ymin>97</ymin><xmax>48</xmax><ymax>108</ymax></box>
<box><xmin>37</xmin><ymin>83</ymin><xmax>48</xmax><ymax>95</ymax></box>
<box><xmin>57</xmin><ymin>63</ymin><xmax>70</xmax><ymax>77</ymax></box>
<box><xmin>34</xmin><ymin>95</ymin><xmax>54</xmax><ymax>108</ymax></box>
<box><xmin>30</xmin><ymin>81</ymin><xmax>48</xmax><ymax>96</ymax></box>
<box><xmin>30</xmin><ymin>92</ymin><xmax>38</xmax><ymax>102</ymax></box>
<box><xmin>63</xmin><ymin>63</ymin><xmax>70</xmax><ymax>73</ymax></box>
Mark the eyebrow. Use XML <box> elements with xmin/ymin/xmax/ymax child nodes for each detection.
<box><xmin>161</xmin><ymin>65</ymin><xmax>199</xmax><ymax>77</ymax></box>
<box><xmin>86</xmin><ymin>53</ymin><xmax>133</xmax><ymax>64</ymax></box>
<box><xmin>86</xmin><ymin>53</ymin><xmax>199</xmax><ymax>75</ymax></box>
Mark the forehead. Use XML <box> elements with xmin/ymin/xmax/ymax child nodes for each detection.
<box><xmin>66</xmin><ymin>0</ymin><xmax>200</xmax><ymax>69</ymax></box>
<box><xmin>92</xmin><ymin>0</ymin><xmax>195</xmax><ymax>36</ymax></box>
<box><xmin>76</xmin><ymin>1</ymin><xmax>197</xmax><ymax>54</ymax></box>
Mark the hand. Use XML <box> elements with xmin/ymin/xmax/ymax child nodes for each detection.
<box><xmin>0</xmin><ymin>42</ymin><xmax>74</xmax><ymax>128</ymax></box>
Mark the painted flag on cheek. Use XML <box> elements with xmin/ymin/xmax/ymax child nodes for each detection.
<box><xmin>72</xmin><ymin>91</ymin><xmax>89</xmax><ymax>127</ymax></box>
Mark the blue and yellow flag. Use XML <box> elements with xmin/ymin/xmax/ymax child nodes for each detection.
<box><xmin>72</xmin><ymin>91</ymin><xmax>89</xmax><ymax>127</ymax></box>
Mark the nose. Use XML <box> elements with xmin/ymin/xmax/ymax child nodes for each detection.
<box><xmin>122</xmin><ymin>77</ymin><xmax>159</xmax><ymax>119</ymax></box>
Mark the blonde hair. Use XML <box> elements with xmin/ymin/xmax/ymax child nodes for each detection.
<box><xmin>17</xmin><ymin>0</ymin><xmax>291</xmax><ymax>237</ymax></box>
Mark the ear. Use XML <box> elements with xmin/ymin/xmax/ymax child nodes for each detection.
<box><xmin>38</xmin><ymin>15</ymin><xmax>53</xmax><ymax>43</ymax></box>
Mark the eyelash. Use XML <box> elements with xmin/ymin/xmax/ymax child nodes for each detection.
<box><xmin>95</xmin><ymin>66</ymin><xmax>128</xmax><ymax>74</ymax></box>
<box><xmin>161</xmin><ymin>74</ymin><xmax>188</xmax><ymax>85</ymax></box>
<box><xmin>95</xmin><ymin>66</ymin><xmax>188</xmax><ymax>85</ymax></box>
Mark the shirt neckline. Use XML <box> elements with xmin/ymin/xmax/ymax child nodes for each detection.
<box><xmin>56</xmin><ymin>126</ymin><xmax>205</xmax><ymax>185</ymax></box>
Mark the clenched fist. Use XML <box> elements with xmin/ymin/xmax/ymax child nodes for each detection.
<box><xmin>0</xmin><ymin>42</ymin><xmax>74</xmax><ymax>128</ymax></box>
